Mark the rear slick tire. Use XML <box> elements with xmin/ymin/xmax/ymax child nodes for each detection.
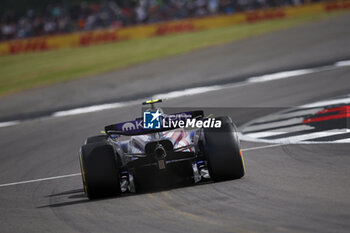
<box><xmin>80</xmin><ymin>142</ymin><xmax>121</xmax><ymax>199</ymax></box>
<box><xmin>204</xmin><ymin>120</ymin><xmax>245</xmax><ymax>182</ymax></box>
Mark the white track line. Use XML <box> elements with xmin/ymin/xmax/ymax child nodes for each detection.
<box><xmin>333</xmin><ymin>138</ymin><xmax>350</xmax><ymax>143</ymax></box>
<box><xmin>335</xmin><ymin>60</ymin><xmax>350</xmax><ymax>67</ymax></box>
<box><xmin>53</xmin><ymin>102</ymin><xmax>135</xmax><ymax>117</ymax></box>
<box><xmin>247</xmin><ymin>69</ymin><xmax>315</xmax><ymax>83</ymax></box>
<box><xmin>243</xmin><ymin>125</ymin><xmax>315</xmax><ymax>138</ymax></box>
<box><xmin>262</xmin><ymin>124</ymin><xmax>314</xmax><ymax>133</ymax></box>
<box><xmin>282</xmin><ymin>129</ymin><xmax>347</xmax><ymax>143</ymax></box>
<box><xmin>242</xmin><ymin>117</ymin><xmax>303</xmax><ymax>132</ymax></box>
<box><xmin>0</xmin><ymin>173</ymin><xmax>81</xmax><ymax>188</ymax></box>
<box><xmin>0</xmin><ymin>121</ymin><xmax>20</xmax><ymax>128</ymax></box>
<box><xmin>241</xmin><ymin>144</ymin><xmax>283</xmax><ymax>151</ymax></box>
<box><xmin>153</xmin><ymin>86</ymin><xmax>222</xmax><ymax>100</ymax></box>
<box><xmin>301</xmin><ymin>95</ymin><xmax>350</xmax><ymax>108</ymax></box>
<box><xmin>243</xmin><ymin>131</ymin><xmax>286</xmax><ymax>138</ymax></box>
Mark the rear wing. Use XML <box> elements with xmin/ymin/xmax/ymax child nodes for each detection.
<box><xmin>105</xmin><ymin>110</ymin><xmax>203</xmax><ymax>136</ymax></box>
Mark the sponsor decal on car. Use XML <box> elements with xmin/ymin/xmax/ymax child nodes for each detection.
<box><xmin>122</xmin><ymin>122</ymin><xmax>137</xmax><ymax>131</ymax></box>
<box><xmin>120</xmin><ymin>120</ymin><xmax>143</xmax><ymax>132</ymax></box>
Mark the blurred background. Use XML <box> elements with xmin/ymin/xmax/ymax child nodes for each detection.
<box><xmin>1</xmin><ymin>0</ymin><xmax>318</xmax><ymax>41</ymax></box>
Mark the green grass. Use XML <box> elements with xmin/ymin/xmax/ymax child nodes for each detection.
<box><xmin>0</xmin><ymin>12</ymin><xmax>342</xmax><ymax>96</ymax></box>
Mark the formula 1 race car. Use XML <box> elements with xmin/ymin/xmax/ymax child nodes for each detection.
<box><xmin>79</xmin><ymin>99</ymin><xmax>245</xmax><ymax>199</ymax></box>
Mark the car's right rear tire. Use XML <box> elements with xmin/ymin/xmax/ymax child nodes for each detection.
<box><xmin>79</xmin><ymin>142</ymin><xmax>121</xmax><ymax>199</ymax></box>
<box><xmin>203</xmin><ymin>118</ymin><xmax>245</xmax><ymax>182</ymax></box>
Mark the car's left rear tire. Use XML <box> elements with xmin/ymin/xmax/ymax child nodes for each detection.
<box><xmin>79</xmin><ymin>142</ymin><xmax>121</xmax><ymax>199</ymax></box>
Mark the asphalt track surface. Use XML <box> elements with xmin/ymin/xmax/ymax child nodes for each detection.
<box><xmin>1</xmin><ymin>14</ymin><xmax>350</xmax><ymax>233</ymax></box>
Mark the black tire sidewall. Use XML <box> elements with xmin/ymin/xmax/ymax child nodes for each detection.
<box><xmin>80</xmin><ymin>142</ymin><xmax>121</xmax><ymax>199</ymax></box>
<box><xmin>204</xmin><ymin>120</ymin><xmax>245</xmax><ymax>181</ymax></box>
